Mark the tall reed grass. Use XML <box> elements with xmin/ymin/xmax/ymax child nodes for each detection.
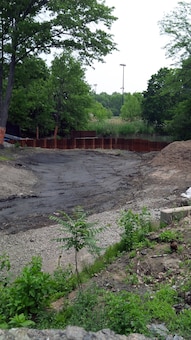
<box><xmin>86</xmin><ymin>118</ymin><xmax>172</xmax><ymax>142</ymax></box>
<box><xmin>86</xmin><ymin>118</ymin><xmax>154</xmax><ymax>138</ymax></box>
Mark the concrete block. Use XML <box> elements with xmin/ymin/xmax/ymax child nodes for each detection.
<box><xmin>160</xmin><ymin>206</ymin><xmax>191</xmax><ymax>224</ymax></box>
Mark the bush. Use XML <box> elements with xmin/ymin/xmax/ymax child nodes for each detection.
<box><xmin>118</xmin><ymin>208</ymin><xmax>152</xmax><ymax>251</ymax></box>
<box><xmin>66</xmin><ymin>285</ymin><xmax>107</xmax><ymax>331</ymax></box>
<box><xmin>145</xmin><ymin>285</ymin><xmax>178</xmax><ymax>324</ymax></box>
<box><xmin>105</xmin><ymin>291</ymin><xmax>149</xmax><ymax>335</ymax></box>
<box><xmin>8</xmin><ymin>256</ymin><xmax>54</xmax><ymax>317</ymax></box>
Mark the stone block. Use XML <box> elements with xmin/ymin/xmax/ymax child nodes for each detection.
<box><xmin>160</xmin><ymin>206</ymin><xmax>191</xmax><ymax>224</ymax></box>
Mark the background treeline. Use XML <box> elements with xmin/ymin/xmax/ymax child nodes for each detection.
<box><xmin>8</xmin><ymin>53</ymin><xmax>191</xmax><ymax>141</ymax></box>
<box><xmin>6</xmin><ymin>1</ymin><xmax>191</xmax><ymax>141</ymax></box>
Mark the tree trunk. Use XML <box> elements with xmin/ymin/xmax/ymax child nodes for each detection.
<box><xmin>0</xmin><ymin>56</ymin><xmax>16</xmax><ymax>147</ymax></box>
<box><xmin>0</xmin><ymin>127</ymin><xmax>5</xmax><ymax>148</ymax></box>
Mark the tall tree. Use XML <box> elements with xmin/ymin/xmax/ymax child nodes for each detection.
<box><xmin>0</xmin><ymin>0</ymin><xmax>117</xmax><ymax>146</ymax></box>
<box><xmin>142</xmin><ymin>68</ymin><xmax>178</xmax><ymax>131</ymax></box>
<box><xmin>159</xmin><ymin>1</ymin><xmax>191</xmax><ymax>62</ymax></box>
<box><xmin>164</xmin><ymin>57</ymin><xmax>191</xmax><ymax>139</ymax></box>
<box><xmin>88</xmin><ymin>98</ymin><xmax>112</xmax><ymax>121</ymax></box>
<box><xmin>94</xmin><ymin>92</ymin><xmax>122</xmax><ymax>116</ymax></box>
<box><xmin>9</xmin><ymin>56</ymin><xmax>54</xmax><ymax>137</ymax></box>
<box><xmin>50</xmin><ymin>52</ymin><xmax>91</xmax><ymax>135</ymax></box>
<box><xmin>109</xmin><ymin>92</ymin><xmax>122</xmax><ymax>116</ymax></box>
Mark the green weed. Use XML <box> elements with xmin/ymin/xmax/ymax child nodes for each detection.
<box><xmin>118</xmin><ymin>207</ymin><xmax>152</xmax><ymax>251</ymax></box>
<box><xmin>159</xmin><ymin>230</ymin><xmax>182</xmax><ymax>242</ymax></box>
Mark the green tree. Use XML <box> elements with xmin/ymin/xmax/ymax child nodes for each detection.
<box><xmin>95</xmin><ymin>92</ymin><xmax>122</xmax><ymax>116</ymax></box>
<box><xmin>94</xmin><ymin>92</ymin><xmax>111</xmax><ymax>109</ymax></box>
<box><xmin>50</xmin><ymin>52</ymin><xmax>92</xmax><ymax>135</ymax></box>
<box><xmin>168</xmin><ymin>98</ymin><xmax>191</xmax><ymax>140</ymax></box>
<box><xmin>8</xmin><ymin>57</ymin><xmax>54</xmax><ymax>137</ymax></box>
<box><xmin>164</xmin><ymin>57</ymin><xmax>191</xmax><ymax>139</ymax></box>
<box><xmin>109</xmin><ymin>92</ymin><xmax>122</xmax><ymax>116</ymax></box>
<box><xmin>142</xmin><ymin>67</ymin><xmax>177</xmax><ymax>131</ymax></box>
<box><xmin>159</xmin><ymin>1</ymin><xmax>191</xmax><ymax>62</ymax></box>
<box><xmin>120</xmin><ymin>92</ymin><xmax>142</xmax><ymax>121</ymax></box>
<box><xmin>0</xmin><ymin>0</ymin><xmax>117</xmax><ymax>146</ymax></box>
<box><xmin>89</xmin><ymin>99</ymin><xmax>112</xmax><ymax>121</ymax></box>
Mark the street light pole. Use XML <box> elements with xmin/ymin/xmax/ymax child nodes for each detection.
<box><xmin>120</xmin><ymin>63</ymin><xmax>126</xmax><ymax>106</ymax></box>
<box><xmin>93</xmin><ymin>84</ymin><xmax>97</xmax><ymax>94</ymax></box>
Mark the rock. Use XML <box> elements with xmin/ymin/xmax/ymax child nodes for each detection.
<box><xmin>147</xmin><ymin>323</ymin><xmax>169</xmax><ymax>337</ymax></box>
<box><xmin>170</xmin><ymin>240</ymin><xmax>178</xmax><ymax>252</ymax></box>
<box><xmin>147</xmin><ymin>323</ymin><xmax>184</xmax><ymax>340</ymax></box>
<box><xmin>0</xmin><ymin>327</ymin><xmax>154</xmax><ymax>340</ymax></box>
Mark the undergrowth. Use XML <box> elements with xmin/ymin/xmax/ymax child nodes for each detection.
<box><xmin>0</xmin><ymin>208</ymin><xmax>191</xmax><ymax>338</ymax></box>
<box><xmin>87</xmin><ymin>119</ymin><xmax>154</xmax><ymax>138</ymax></box>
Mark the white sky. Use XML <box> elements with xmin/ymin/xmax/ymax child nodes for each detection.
<box><xmin>85</xmin><ymin>0</ymin><xmax>180</xmax><ymax>94</ymax></box>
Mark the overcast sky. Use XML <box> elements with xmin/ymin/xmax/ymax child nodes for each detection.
<box><xmin>85</xmin><ymin>0</ymin><xmax>180</xmax><ymax>94</ymax></box>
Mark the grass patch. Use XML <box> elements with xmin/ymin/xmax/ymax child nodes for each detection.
<box><xmin>0</xmin><ymin>155</ymin><xmax>13</xmax><ymax>161</ymax></box>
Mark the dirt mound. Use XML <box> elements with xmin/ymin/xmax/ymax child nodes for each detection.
<box><xmin>151</xmin><ymin>140</ymin><xmax>191</xmax><ymax>170</ymax></box>
<box><xmin>0</xmin><ymin>162</ymin><xmax>38</xmax><ymax>199</ymax></box>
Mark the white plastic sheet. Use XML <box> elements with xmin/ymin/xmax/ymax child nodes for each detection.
<box><xmin>181</xmin><ymin>187</ymin><xmax>191</xmax><ymax>199</ymax></box>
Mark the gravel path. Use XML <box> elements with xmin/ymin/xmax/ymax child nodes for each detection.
<box><xmin>0</xmin><ymin>210</ymin><xmax>122</xmax><ymax>278</ymax></box>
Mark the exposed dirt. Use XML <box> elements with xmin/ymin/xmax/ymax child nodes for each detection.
<box><xmin>90</xmin><ymin>216</ymin><xmax>191</xmax><ymax>296</ymax></box>
<box><xmin>0</xmin><ymin>142</ymin><xmax>191</xmax><ymax>293</ymax></box>
<box><xmin>0</xmin><ymin>148</ymin><xmax>144</xmax><ymax>233</ymax></box>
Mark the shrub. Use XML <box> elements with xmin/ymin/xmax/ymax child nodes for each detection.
<box><xmin>50</xmin><ymin>206</ymin><xmax>103</xmax><ymax>288</ymax></box>
<box><xmin>105</xmin><ymin>291</ymin><xmax>149</xmax><ymax>335</ymax></box>
<box><xmin>159</xmin><ymin>230</ymin><xmax>182</xmax><ymax>242</ymax></box>
<box><xmin>145</xmin><ymin>285</ymin><xmax>178</xmax><ymax>324</ymax></box>
<box><xmin>66</xmin><ymin>285</ymin><xmax>107</xmax><ymax>331</ymax></box>
<box><xmin>118</xmin><ymin>208</ymin><xmax>152</xmax><ymax>251</ymax></box>
<box><xmin>8</xmin><ymin>256</ymin><xmax>54</xmax><ymax>317</ymax></box>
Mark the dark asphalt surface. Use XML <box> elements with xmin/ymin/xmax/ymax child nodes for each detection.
<box><xmin>0</xmin><ymin>149</ymin><xmax>144</xmax><ymax>233</ymax></box>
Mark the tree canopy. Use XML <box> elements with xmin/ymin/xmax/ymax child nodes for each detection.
<box><xmin>0</xmin><ymin>0</ymin><xmax>117</xmax><ymax>144</ymax></box>
<box><xmin>159</xmin><ymin>1</ymin><xmax>191</xmax><ymax>62</ymax></box>
<box><xmin>8</xmin><ymin>53</ymin><xmax>94</xmax><ymax>137</ymax></box>
<box><xmin>164</xmin><ymin>57</ymin><xmax>191</xmax><ymax>139</ymax></box>
<box><xmin>50</xmin><ymin>52</ymin><xmax>92</xmax><ymax>135</ymax></box>
<box><xmin>93</xmin><ymin>92</ymin><xmax>122</xmax><ymax>116</ymax></box>
<box><xmin>9</xmin><ymin>57</ymin><xmax>54</xmax><ymax>137</ymax></box>
<box><xmin>158</xmin><ymin>1</ymin><xmax>191</xmax><ymax>139</ymax></box>
<box><xmin>120</xmin><ymin>93</ymin><xmax>142</xmax><ymax>121</ymax></box>
<box><xmin>142</xmin><ymin>68</ymin><xmax>178</xmax><ymax>130</ymax></box>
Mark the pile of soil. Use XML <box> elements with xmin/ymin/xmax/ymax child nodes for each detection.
<box><xmin>151</xmin><ymin>140</ymin><xmax>191</xmax><ymax>170</ymax></box>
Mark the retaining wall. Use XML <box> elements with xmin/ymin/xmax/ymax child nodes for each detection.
<box><xmin>10</xmin><ymin>137</ymin><xmax>169</xmax><ymax>152</ymax></box>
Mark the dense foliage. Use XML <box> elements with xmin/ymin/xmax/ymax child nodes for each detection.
<box><xmin>3</xmin><ymin>0</ymin><xmax>191</xmax><ymax>140</ymax></box>
<box><xmin>142</xmin><ymin>58</ymin><xmax>191</xmax><ymax>139</ymax></box>
<box><xmin>159</xmin><ymin>1</ymin><xmax>191</xmax><ymax>62</ymax></box>
<box><xmin>120</xmin><ymin>92</ymin><xmax>143</xmax><ymax>121</ymax></box>
<box><xmin>0</xmin><ymin>0</ymin><xmax>117</xmax><ymax>141</ymax></box>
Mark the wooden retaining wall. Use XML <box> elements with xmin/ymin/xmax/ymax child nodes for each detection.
<box><xmin>11</xmin><ymin>137</ymin><xmax>169</xmax><ymax>152</ymax></box>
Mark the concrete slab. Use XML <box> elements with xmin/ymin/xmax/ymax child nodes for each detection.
<box><xmin>160</xmin><ymin>206</ymin><xmax>191</xmax><ymax>224</ymax></box>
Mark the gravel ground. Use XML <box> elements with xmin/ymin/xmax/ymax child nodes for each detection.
<box><xmin>0</xmin><ymin>209</ymin><xmax>121</xmax><ymax>278</ymax></box>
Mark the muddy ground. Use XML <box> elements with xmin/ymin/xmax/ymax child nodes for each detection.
<box><xmin>0</xmin><ymin>142</ymin><xmax>191</xmax><ymax>282</ymax></box>
<box><xmin>0</xmin><ymin>147</ymin><xmax>145</xmax><ymax>234</ymax></box>
<box><xmin>0</xmin><ymin>144</ymin><xmax>190</xmax><ymax>234</ymax></box>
